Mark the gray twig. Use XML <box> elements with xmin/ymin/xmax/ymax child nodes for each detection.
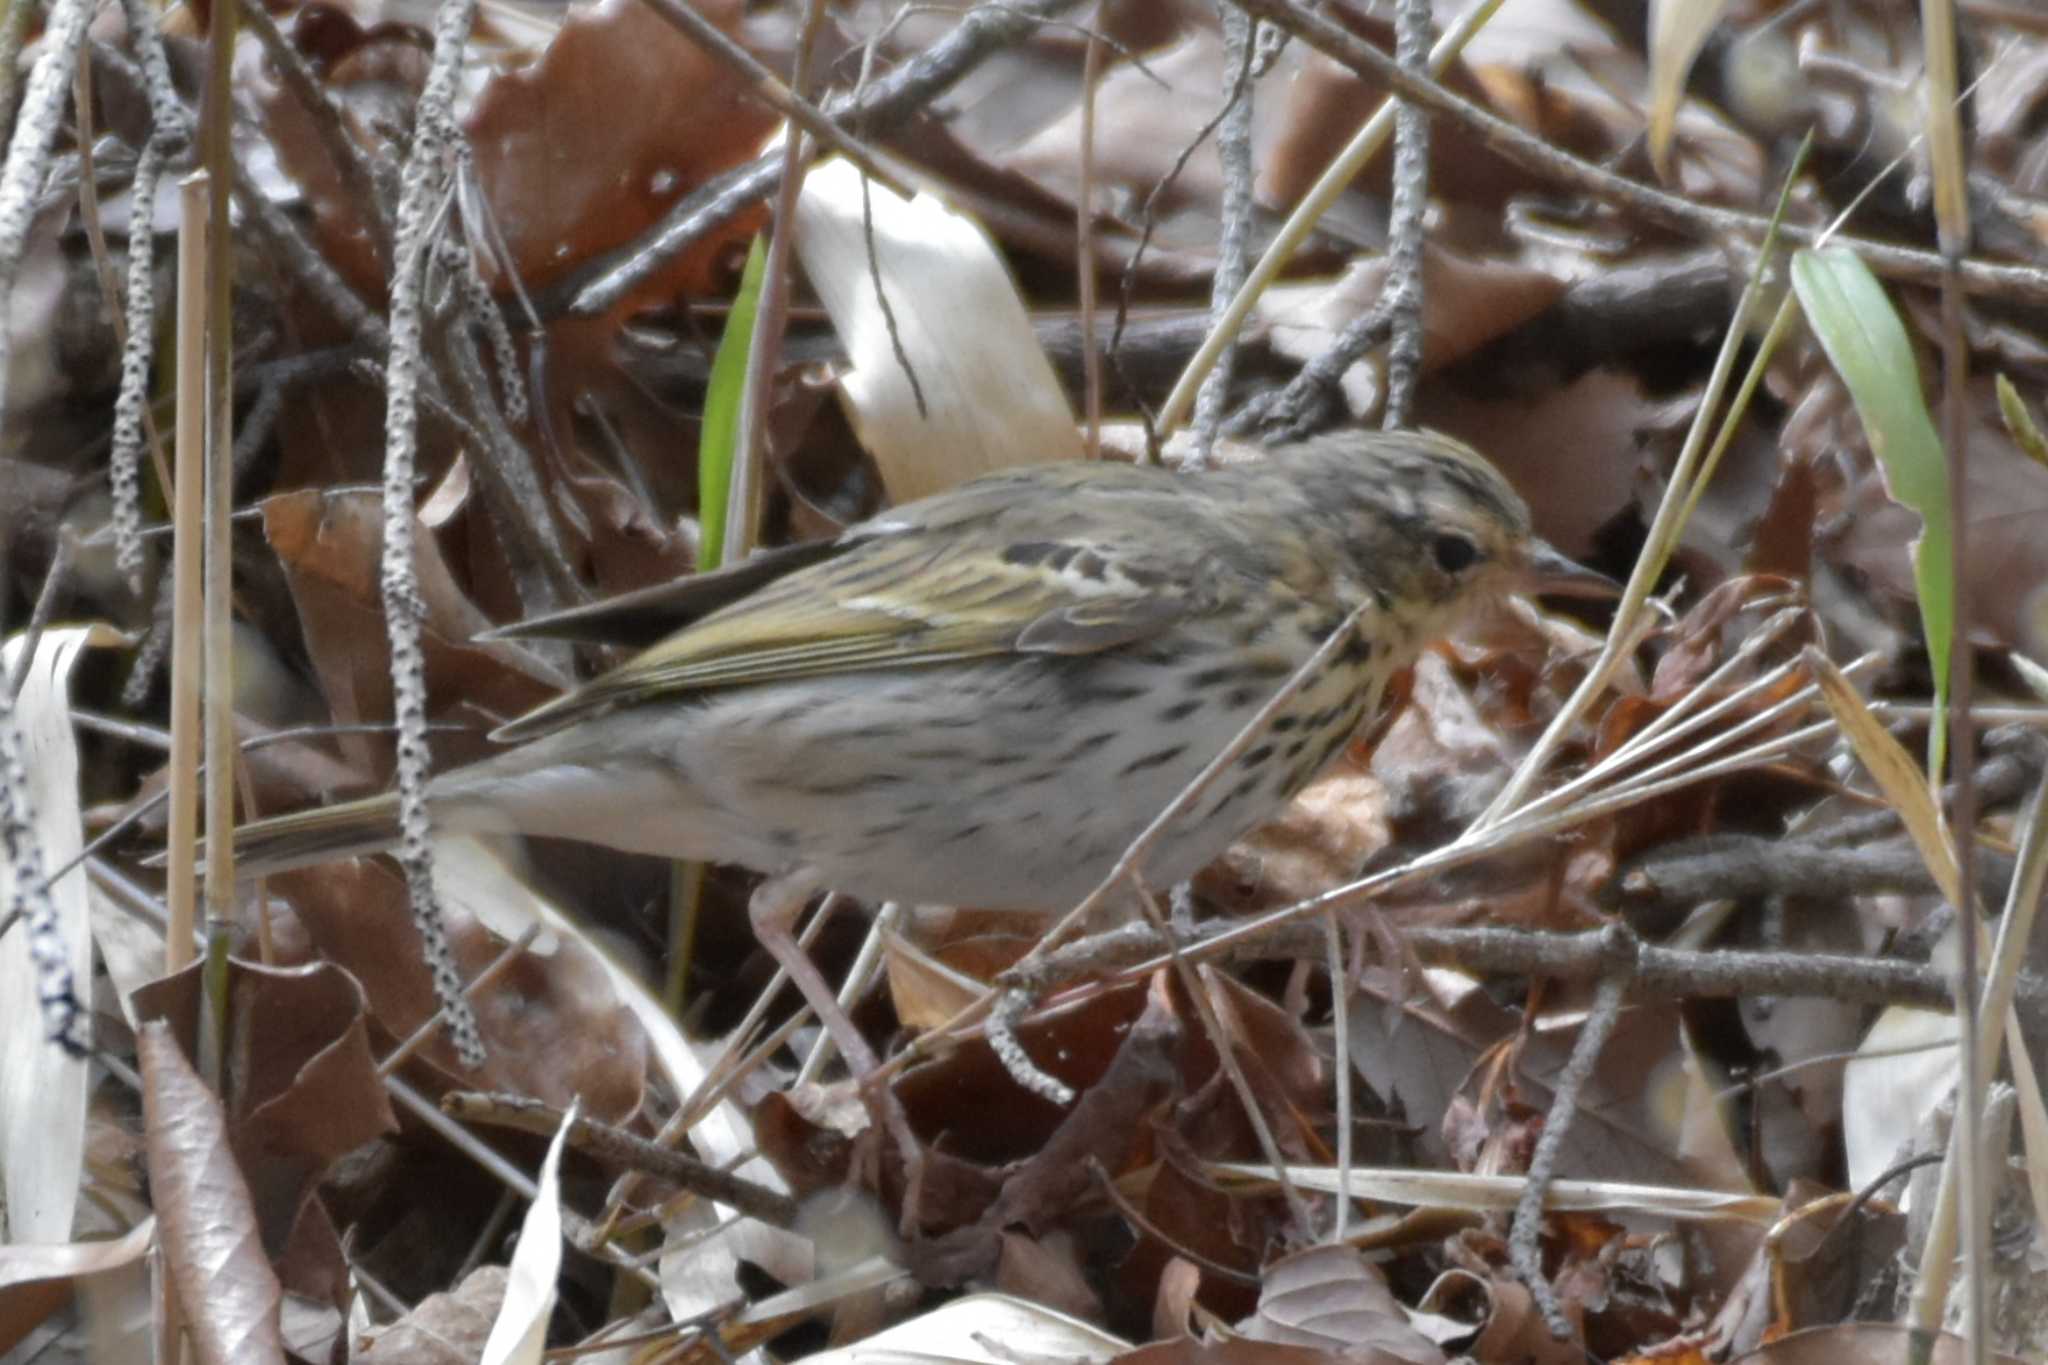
<box><xmin>1190</xmin><ymin>5</ymin><xmax>1259</xmax><ymax>464</ymax></box>
<box><xmin>381</xmin><ymin>0</ymin><xmax>486</xmax><ymax>1068</ymax></box>
<box><xmin>1379</xmin><ymin>0</ymin><xmax>1430</xmax><ymax>428</ymax></box>
<box><xmin>239</xmin><ymin>0</ymin><xmax>394</xmax><ymax>271</ymax></box>
<box><xmin>559</xmin><ymin>0</ymin><xmax>1086</xmax><ymax>318</ymax></box>
<box><xmin>0</xmin><ymin>0</ymin><xmax>95</xmax><ymax>424</ymax></box>
<box><xmin>1509</xmin><ymin>949</ymin><xmax>1633</xmax><ymax>1341</ymax></box>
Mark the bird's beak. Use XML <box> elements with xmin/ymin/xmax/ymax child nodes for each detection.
<box><xmin>1519</xmin><ymin>540</ymin><xmax>1621</xmax><ymax>599</ymax></box>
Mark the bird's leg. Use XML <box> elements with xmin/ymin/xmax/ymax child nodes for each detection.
<box><xmin>748</xmin><ymin>867</ymin><xmax>882</xmax><ymax>1078</ymax></box>
<box><xmin>749</xmin><ymin>868</ymin><xmax>927</xmax><ymax>1230</ymax></box>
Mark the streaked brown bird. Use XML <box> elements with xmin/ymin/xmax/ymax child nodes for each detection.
<box><xmin>230</xmin><ymin>431</ymin><xmax>1596</xmax><ymax>1058</ymax></box>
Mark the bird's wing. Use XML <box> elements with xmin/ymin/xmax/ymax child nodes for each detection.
<box><xmin>492</xmin><ymin>463</ymin><xmax>1243</xmax><ymax>742</ymax></box>
<box><xmin>479</xmin><ymin>538</ymin><xmax>846</xmax><ymax>648</ymax></box>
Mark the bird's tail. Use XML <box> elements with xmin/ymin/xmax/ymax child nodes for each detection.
<box><xmin>230</xmin><ymin>793</ymin><xmax>404</xmax><ymax>875</ymax></box>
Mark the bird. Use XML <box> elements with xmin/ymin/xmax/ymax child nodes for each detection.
<box><xmin>226</xmin><ymin>430</ymin><xmax>1598</xmax><ymax>1070</ymax></box>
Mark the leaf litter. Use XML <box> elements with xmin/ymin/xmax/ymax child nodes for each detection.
<box><xmin>4</xmin><ymin>0</ymin><xmax>2048</xmax><ymax>1361</ymax></box>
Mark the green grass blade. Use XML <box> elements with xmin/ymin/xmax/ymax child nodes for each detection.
<box><xmin>1791</xmin><ymin>245</ymin><xmax>1955</xmax><ymax>780</ymax></box>
<box><xmin>698</xmin><ymin>236</ymin><xmax>769</xmax><ymax>572</ymax></box>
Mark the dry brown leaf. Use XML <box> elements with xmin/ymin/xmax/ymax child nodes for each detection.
<box><xmin>132</xmin><ymin>958</ymin><xmax>394</xmax><ymax>1268</ymax></box>
<box><xmin>138</xmin><ymin>1022</ymin><xmax>287</xmax><ymax>1365</ymax></box>
<box><xmin>464</xmin><ymin>0</ymin><xmax>776</xmax><ymax>301</ymax></box>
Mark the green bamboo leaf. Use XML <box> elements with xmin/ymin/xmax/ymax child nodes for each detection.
<box><xmin>697</xmin><ymin>236</ymin><xmax>769</xmax><ymax>572</ymax></box>
<box><xmin>1791</xmin><ymin>245</ymin><xmax>1954</xmax><ymax>779</ymax></box>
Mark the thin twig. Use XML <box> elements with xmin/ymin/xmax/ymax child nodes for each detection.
<box><xmin>558</xmin><ymin>0</ymin><xmax>1086</xmax><ymax>318</ymax></box>
<box><xmin>1158</xmin><ymin>0</ymin><xmax>1505</xmax><ymax>434</ymax></box>
<box><xmin>1379</xmin><ymin>0</ymin><xmax>1430</xmax><ymax>429</ymax></box>
<box><xmin>443</xmin><ymin>1091</ymin><xmax>800</xmax><ymax>1227</ymax></box>
<box><xmin>634</xmin><ymin>0</ymin><xmax>909</xmax><ymax>200</ymax></box>
<box><xmin>239</xmin><ymin>0</ymin><xmax>393</xmax><ymax>271</ymax></box>
<box><xmin>1326</xmin><ymin>912</ymin><xmax>1352</xmax><ymax>1241</ymax></box>
<box><xmin>1507</xmin><ymin>939</ymin><xmax>1634</xmax><ymax>1339</ymax></box>
<box><xmin>383</xmin><ymin>1074</ymin><xmax>662</xmax><ymax>1290</ymax></box>
<box><xmin>381</xmin><ymin>0</ymin><xmax>485</xmax><ymax>1067</ymax></box>
<box><xmin>1075</xmin><ymin>7</ymin><xmax>1103</xmax><ymax>458</ymax></box>
<box><xmin>1190</xmin><ymin>4</ymin><xmax>1258</xmax><ymax>463</ymax></box>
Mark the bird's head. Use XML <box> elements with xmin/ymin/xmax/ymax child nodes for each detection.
<box><xmin>1280</xmin><ymin>429</ymin><xmax>1613</xmax><ymax>632</ymax></box>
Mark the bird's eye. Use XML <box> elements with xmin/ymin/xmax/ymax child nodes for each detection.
<box><xmin>1432</xmin><ymin>535</ymin><xmax>1479</xmax><ymax>574</ymax></box>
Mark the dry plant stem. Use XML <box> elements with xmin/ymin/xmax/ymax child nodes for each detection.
<box><xmin>727</xmin><ymin>0</ymin><xmax>831</xmax><ymax>569</ymax></box>
<box><xmin>1109</xmin><ymin>40</ymin><xmax>1265</xmax><ymax>457</ymax></box>
<box><xmin>1582</xmin><ymin>608</ymin><xmax>1806</xmax><ymax>774</ymax></box>
<box><xmin>239</xmin><ymin>0</ymin><xmax>392</xmax><ymax>271</ymax></box>
<box><xmin>1157</xmin><ymin>0</ymin><xmax>1504</xmax><ymax>434</ymax></box>
<box><xmin>1378</xmin><ymin>0</ymin><xmax>1429</xmax><ymax>430</ymax></box>
<box><xmin>1475</xmin><ymin>185</ymin><xmax>1802</xmax><ymax>826</ymax></box>
<box><xmin>893</xmin><ymin>916</ymin><xmax>2048</xmax><ymax>1114</ymax></box>
<box><xmin>87</xmin><ymin>40</ymin><xmax>378</xmax><ymax>348</ymax></box>
<box><xmin>0</xmin><ymin>0</ymin><xmax>91</xmax><ymax>425</ymax></box>
<box><xmin>1186</xmin><ymin>969</ymin><xmax>1313</xmax><ymax>1242</ymax></box>
<box><xmin>165</xmin><ymin>175</ymin><xmax>208</xmax><ymax>978</ymax></box>
<box><xmin>634</xmin><ymin>0</ymin><xmax>907</xmax><ymax>200</ymax></box>
<box><xmin>443</xmin><ymin>1091</ymin><xmax>799</xmax><ymax>1227</ymax></box>
<box><xmin>1509</xmin><ymin>955</ymin><xmax>1632</xmax><ymax>1339</ymax></box>
<box><xmin>232</xmin><ymin>160</ymin><xmax>388</xmax><ymax>349</ymax></box>
<box><xmin>1675</xmin><ymin>302</ymin><xmax>1804</xmax><ymax>547</ymax></box>
<box><xmin>1227</xmin><ymin>0</ymin><xmax>2048</xmax><ymax>305</ymax></box>
<box><xmin>1189</xmin><ymin>4</ymin><xmax>1258</xmax><ymax>463</ymax></box>
<box><xmin>1912</xmin><ymin>2</ymin><xmax>1987</xmax><ymax>1344</ymax></box>
<box><xmin>1610</xmin><ymin>837</ymin><xmax>2020</xmax><ymax>924</ymax></box>
<box><xmin>1910</xmin><ymin>773</ymin><xmax>2048</xmax><ymax>1288</ymax></box>
<box><xmin>1326</xmin><ymin>912</ymin><xmax>1352</xmax><ymax>1240</ymax></box>
<box><xmin>1535</xmin><ymin>661</ymin><xmax>1859</xmax><ymax>831</ymax></box>
<box><xmin>198</xmin><ymin>0</ymin><xmax>240</xmax><ymax>1084</ymax></box>
<box><xmin>1076</xmin><ymin>9</ymin><xmax>1103</xmax><ymax>458</ymax></box>
<box><xmin>452</xmin><ymin>1187</ymin><xmax>520</xmax><ymax>1285</ymax></box>
<box><xmin>383</xmin><ymin>1074</ymin><xmax>664</xmax><ymax>1290</ymax></box>
<box><xmin>561</xmin><ymin>0</ymin><xmax>1085</xmax><ymax>318</ymax></box>
<box><xmin>449</xmin><ymin>226</ymin><xmax>526</xmax><ymax>426</ymax></box>
<box><xmin>383</xmin><ymin>0</ymin><xmax>485</xmax><ymax>1068</ymax></box>
<box><xmin>1977</xmin><ymin>778</ymin><xmax>2048</xmax><ymax>1219</ymax></box>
